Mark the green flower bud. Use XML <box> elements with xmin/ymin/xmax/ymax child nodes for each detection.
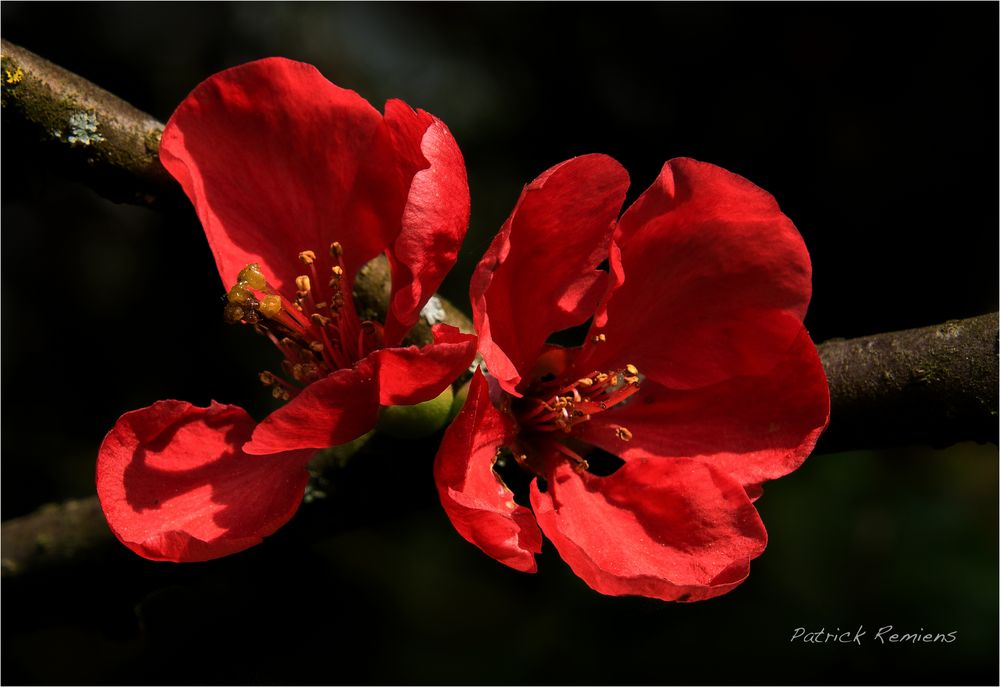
<box><xmin>308</xmin><ymin>429</ymin><xmax>375</xmax><ymax>472</ymax></box>
<box><xmin>377</xmin><ymin>385</ymin><xmax>454</xmax><ymax>439</ymax></box>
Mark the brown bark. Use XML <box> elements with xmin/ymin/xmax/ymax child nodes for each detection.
<box><xmin>1</xmin><ymin>497</ymin><xmax>114</xmax><ymax>577</ymax></box>
<box><xmin>815</xmin><ymin>312</ymin><xmax>998</xmax><ymax>453</ymax></box>
<box><xmin>1</xmin><ymin>39</ymin><xmax>180</xmax><ymax>209</ymax></box>
<box><xmin>4</xmin><ymin>313</ymin><xmax>995</xmax><ymax>578</ymax></box>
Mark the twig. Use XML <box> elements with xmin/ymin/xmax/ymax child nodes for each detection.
<box><xmin>816</xmin><ymin>312</ymin><xmax>998</xmax><ymax>453</ymax></box>
<box><xmin>1</xmin><ymin>39</ymin><xmax>180</xmax><ymax>209</ymax></box>
<box><xmin>1</xmin><ymin>498</ymin><xmax>113</xmax><ymax>577</ymax></box>
<box><xmin>4</xmin><ymin>313</ymin><xmax>995</xmax><ymax>578</ymax></box>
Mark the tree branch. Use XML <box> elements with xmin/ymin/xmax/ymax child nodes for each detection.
<box><xmin>4</xmin><ymin>313</ymin><xmax>995</xmax><ymax>578</ymax></box>
<box><xmin>1</xmin><ymin>39</ymin><xmax>181</xmax><ymax>209</ymax></box>
<box><xmin>816</xmin><ymin>312</ymin><xmax>998</xmax><ymax>453</ymax></box>
<box><xmin>1</xmin><ymin>497</ymin><xmax>112</xmax><ymax>577</ymax></box>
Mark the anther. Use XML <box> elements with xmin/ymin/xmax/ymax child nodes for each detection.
<box><xmin>592</xmin><ymin>333</ymin><xmax>606</xmax><ymax>343</ymax></box>
<box><xmin>615</xmin><ymin>426</ymin><xmax>633</xmax><ymax>442</ymax></box>
<box><xmin>227</xmin><ymin>284</ymin><xmax>252</xmax><ymax>304</ymax></box>
<box><xmin>622</xmin><ymin>363</ymin><xmax>640</xmax><ymax>385</ymax></box>
<box><xmin>329</xmin><ymin>265</ymin><xmax>345</xmax><ymax>289</ymax></box>
<box><xmin>259</xmin><ymin>294</ymin><xmax>282</xmax><ymax>319</ymax></box>
<box><xmin>238</xmin><ymin>263</ymin><xmax>267</xmax><ymax>290</ymax></box>
<box><xmin>223</xmin><ymin>302</ymin><xmax>246</xmax><ymax>324</ymax></box>
<box><xmin>577</xmin><ymin>377</ymin><xmax>594</xmax><ymax>387</ymax></box>
<box><xmin>222</xmin><ymin>244</ymin><xmax>372</xmax><ymax>411</ymax></box>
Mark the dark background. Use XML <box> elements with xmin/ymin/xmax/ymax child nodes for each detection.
<box><xmin>2</xmin><ymin>2</ymin><xmax>997</xmax><ymax>684</ymax></box>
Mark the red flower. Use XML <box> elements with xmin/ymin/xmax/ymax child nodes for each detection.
<box><xmin>434</xmin><ymin>155</ymin><xmax>829</xmax><ymax>601</ymax></box>
<box><xmin>97</xmin><ymin>58</ymin><xmax>476</xmax><ymax>562</ymax></box>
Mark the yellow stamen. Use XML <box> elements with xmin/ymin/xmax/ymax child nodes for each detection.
<box><xmin>227</xmin><ymin>284</ymin><xmax>252</xmax><ymax>304</ymax></box>
<box><xmin>223</xmin><ymin>302</ymin><xmax>246</xmax><ymax>324</ymax></box>
<box><xmin>259</xmin><ymin>294</ymin><xmax>281</xmax><ymax>318</ymax></box>
<box><xmin>298</xmin><ymin>250</ymin><xmax>317</xmax><ymax>265</ymax></box>
<box><xmin>295</xmin><ymin>275</ymin><xmax>311</xmax><ymax>293</ymax></box>
<box><xmin>238</xmin><ymin>263</ymin><xmax>266</xmax><ymax>290</ymax></box>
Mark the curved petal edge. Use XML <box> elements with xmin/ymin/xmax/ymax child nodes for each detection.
<box><xmin>97</xmin><ymin>400</ymin><xmax>313</xmax><ymax>562</ymax></box>
<box><xmin>529</xmin><ymin>457</ymin><xmax>767</xmax><ymax>602</ymax></box>
<box><xmin>434</xmin><ymin>371</ymin><xmax>543</xmax><ymax>572</ymax></box>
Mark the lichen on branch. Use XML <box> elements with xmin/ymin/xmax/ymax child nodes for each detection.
<box><xmin>1</xmin><ymin>39</ymin><xmax>178</xmax><ymax>208</ymax></box>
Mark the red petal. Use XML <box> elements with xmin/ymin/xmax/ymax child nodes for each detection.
<box><xmin>472</xmin><ymin>154</ymin><xmax>629</xmax><ymax>395</ymax></box>
<box><xmin>586</xmin><ymin>158</ymin><xmax>813</xmax><ymax>390</ymax></box>
<box><xmin>96</xmin><ymin>400</ymin><xmax>312</xmax><ymax>562</ymax></box>
<box><xmin>590</xmin><ymin>238</ymin><xmax>625</xmax><ymax>331</ymax></box>
<box><xmin>160</xmin><ymin>58</ymin><xmax>428</xmax><ymax>294</ymax></box>
<box><xmin>529</xmin><ymin>458</ymin><xmax>767</xmax><ymax>602</ymax></box>
<box><xmin>382</xmin><ymin>102</ymin><xmax>470</xmax><ymax>346</ymax></box>
<box><xmin>244</xmin><ymin>360</ymin><xmax>380</xmax><ymax>455</ymax></box>
<box><xmin>577</xmin><ymin>327</ymin><xmax>830</xmax><ymax>489</ymax></box>
<box><xmin>434</xmin><ymin>371</ymin><xmax>543</xmax><ymax>572</ymax></box>
<box><xmin>372</xmin><ymin>325</ymin><xmax>478</xmax><ymax>405</ymax></box>
<box><xmin>245</xmin><ymin>326</ymin><xmax>474</xmax><ymax>453</ymax></box>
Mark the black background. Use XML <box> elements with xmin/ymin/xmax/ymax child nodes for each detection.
<box><xmin>2</xmin><ymin>3</ymin><xmax>997</xmax><ymax>685</ymax></box>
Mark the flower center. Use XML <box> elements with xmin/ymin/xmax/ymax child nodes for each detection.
<box><xmin>222</xmin><ymin>242</ymin><xmax>383</xmax><ymax>400</ymax></box>
<box><xmin>511</xmin><ymin>363</ymin><xmax>640</xmax><ymax>474</ymax></box>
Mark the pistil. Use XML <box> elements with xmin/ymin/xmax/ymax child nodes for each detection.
<box><xmin>520</xmin><ymin>363</ymin><xmax>640</xmax><ymax>435</ymax></box>
<box><xmin>509</xmin><ymin>362</ymin><xmax>640</xmax><ymax>476</ymax></box>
